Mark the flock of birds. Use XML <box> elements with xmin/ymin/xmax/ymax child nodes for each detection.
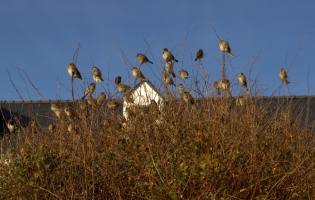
<box><xmin>60</xmin><ymin>38</ymin><xmax>290</xmax><ymax>123</ymax></box>
<box><xmin>65</xmin><ymin>37</ymin><xmax>290</xmax><ymax>110</ymax></box>
<box><xmin>4</xmin><ymin>38</ymin><xmax>291</xmax><ymax>134</ymax></box>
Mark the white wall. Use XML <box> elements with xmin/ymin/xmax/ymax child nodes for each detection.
<box><xmin>123</xmin><ymin>82</ymin><xmax>163</xmax><ymax>119</ymax></box>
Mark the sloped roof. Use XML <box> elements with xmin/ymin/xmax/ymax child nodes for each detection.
<box><xmin>126</xmin><ymin>80</ymin><xmax>164</xmax><ymax>100</ymax></box>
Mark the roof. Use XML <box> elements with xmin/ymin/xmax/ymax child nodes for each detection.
<box><xmin>0</xmin><ymin>99</ymin><xmax>123</xmax><ymax>134</ymax></box>
<box><xmin>125</xmin><ymin>80</ymin><xmax>164</xmax><ymax>100</ymax></box>
<box><xmin>1</xmin><ymin>95</ymin><xmax>315</xmax><ymax>134</ymax></box>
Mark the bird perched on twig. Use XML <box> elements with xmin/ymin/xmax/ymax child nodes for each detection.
<box><xmin>107</xmin><ymin>100</ymin><xmax>119</xmax><ymax>110</ymax></box>
<box><xmin>51</xmin><ymin>103</ymin><xmax>63</xmax><ymax>119</ymax></box>
<box><xmin>219</xmin><ymin>38</ymin><xmax>234</xmax><ymax>57</ymax></box>
<box><xmin>132</xmin><ymin>67</ymin><xmax>147</xmax><ymax>81</ymax></box>
<box><xmin>178</xmin><ymin>85</ymin><xmax>197</xmax><ymax>110</ymax></box>
<box><xmin>183</xmin><ymin>91</ymin><xmax>197</xmax><ymax>109</ymax></box>
<box><xmin>195</xmin><ymin>49</ymin><xmax>204</xmax><ymax>61</ymax></box>
<box><xmin>67</xmin><ymin>123</ymin><xmax>78</xmax><ymax>134</ymax></box>
<box><xmin>115</xmin><ymin>76</ymin><xmax>122</xmax><ymax>84</ymax></box>
<box><xmin>238</xmin><ymin>72</ymin><xmax>248</xmax><ymax>91</ymax></box>
<box><xmin>162</xmin><ymin>73</ymin><xmax>175</xmax><ymax>86</ymax></box>
<box><xmin>82</xmin><ymin>83</ymin><xmax>96</xmax><ymax>100</ymax></box>
<box><xmin>92</xmin><ymin>66</ymin><xmax>104</xmax><ymax>82</ymax></box>
<box><xmin>219</xmin><ymin>79</ymin><xmax>231</xmax><ymax>95</ymax></box>
<box><xmin>87</xmin><ymin>96</ymin><xmax>96</xmax><ymax>107</ymax></box>
<box><xmin>279</xmin><ymin>68</ymin><xmax>290</xmax><ymax>85</ymax></box>
<box><xmin>179</xmin><ymin>69</ymin><xmax>189</xmax><ymax>79</ymax></box>
<box><xmin>115</xmin><ymin>76</ymin><xmax>131</xmax><ymax>92</ymax></box>
<box><xmin>78</xmin><ymin>99</ymin><xmax>87</xmax><ymax>110</ymax></box>
<box><xmin>123</xmin><ymin>94</ymin><xmax>134</xmax><ymax>104</ymax></box>
<box><xmin>183</xmin><ymin>92</ymin><xmax>194</xmax><ymax>105</ymax></box>
<box><xmin>7</xmin><ymin>119</ymin><xmax>18</xmax><ymax>134</ymax></box>
<box><xmin>136</xmin><ymin>53</ymin><xmax>153</xmax><ymax>65</ymax></box>
<box><xmin>165</xmin><ymin>61</ymin><xmax>176</xmax><ymax>78</ymax></box>
<box><xmin>68</xmin><ymin>63</ymin><xmax>85</xmax><ymax>83</ymax></box>
<box><xmin>78</xmin><ymin>99</ymin><xmax>88</xmax><ymax>118</ymax></box>
<box><xmin>97</xmin><ymin>92</ymin><xmax>106</xmax><ymax>106</ymax></box>
<box><xmin>162</xmin><ymin>48</ymin><xmax>178</xmax><ymax>62</ymax></box>
<box><xmin>178</xmin><ymin>84</ymin><xmax>185</xmax><ymax>97</ymax></box>
<box><xmin>48</xmin><ymin>123</ymin><xmax>56</xmax><ymax>133</ymax></box>
<box><xmin>219</xmin><ymin>79</ymin><xmax>230</xmax><ymax>90</ymax></box>
<box><xmin>213</xmin><ymin>81</ymin><xmax>221</xmax><ymax>95</ymax></box>
<box><xmin>64</xmin><ymin>105</ymin><xmax>77</xmax><ymax>119</ymax></box>
<box><xmin>236</xmin><ymin>97</ymin><xmax>246</xmax><ymax>106</ymax></box>
<box><xmin>116</xmin><ymin>83</ymin><xmax>131</xmax><ymax>93</ymax></box>
<box><xmin>28</xmin><ymin>119</ymin><xmax>37</xmax><ymax>134</ymax></box>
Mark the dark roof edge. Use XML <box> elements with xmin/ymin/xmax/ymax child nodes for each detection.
<box><xmin>0</xmin><ymin>99</ymin><xmax>123</xmax><ymax>104</ymax></box>
<box><xmin>1</xmin><ymin>95</ymin><xmax>315</xmax><ymax>104</ymax></box>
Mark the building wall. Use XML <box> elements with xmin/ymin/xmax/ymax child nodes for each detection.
<box><xmin>123</xmin><ymin>82</ymin><xmax>164</xmax><ymax>119</ymax></box>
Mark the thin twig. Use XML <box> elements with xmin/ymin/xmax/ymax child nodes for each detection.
<box><xmin>11</xmin><ymin>66</ymin><xmax>47</xmax><ymax>101</ymax></box>
<box><xmin>73</xmin><ymin>42</ymin><xmax>81</xmax><ymax>65</ymax></box>
<box><xmin>210</xmin><ymin>21</ymin><xmax>220</xmax><ymax>39</ymax></box>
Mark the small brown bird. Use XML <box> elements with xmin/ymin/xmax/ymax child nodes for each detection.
<box><xmin>123</xmin><ymin>94</ymin><xmax>134</xmax><ymax>104</ymax></box>
<box><xmin>183</xmin><ymin>92</ymin><xmax>194</xmax><ymax>104</ymax></box>
<box><xmin>67</xmin><ymin>123</ymin><xmax>75</xmax><ymax>133</ymax></box>
<box><xmin>64</xmin><ymin>105</ymin><xmax>75</xmax><ymax>119</ymax></box>
<box><xmin>7</xmin><ymin>119</ymin><xmax>17</xmax><ymax>134</ymax></box>
<box><xmin>107</xmin><ymin>100</ymin><xmax>119</xmax><ymax>109</ymax></box>
<box><xmin>115</xmin><ymin>76</ymin><xmax>122</xmax><ymax>84</ymax></box>
<box><xmin>51</xmin><ymin>103</ymin><xmax>62</xmax><ymax>118</ymax></box>
<box><xmin>179</xmin><ymin>69</ymin><xmax>189</xmax><ymax>79</ymax></box>
<box><xmin>213</xmin><ymin>81</ymin><xmax>221</xmax><ymax>95</ymax></box>
<box><xmin>136</xmin><ymin>53</ymin><xmax>153</xmax><ymax>65</ymax></box>
<box><xmin>78</xmin><ymin>99</ymin><xmax>87</xmax><ymax>110</ymax></box>
<box><xmin>116</xmin><ymin>83</ymin><xmax>131</xmax><ymax>93</ymax></box>
<box><xmin>236</xmin><ymin>97</ymin><xmax>245</xmax><ymax>106</ymax></box>
<box><xmin>279</xmin><ymin>68</ymin><xmax>290</xmax><ymax>85</ymax></box>
<box><xmin>97</xmin><ymin>92</ymin><xmax>106</xmax><ymax>106</ymax></box>
<box><xmin>28</xmin><ymin>119</ymin><xmax>37</xmax><ymax>134</ymax></box>
<box><xmin>165</xmin><ymin>61</ymin><xmax>176</xmax><ymax>78</ymax></box>
<box><xmin>82</xmin><ymin>83</ymin><xmax>96</xmax><ymax>100</ymax></box>
<box><xmin>48</xmin><ymin>123</ymin><xmax>56</xmax><ymax>133</ymax></box>
<box><xmin>183</xmin><ymin>91</ymin><xmax>197</xmax><ymax>110</ymax></box>
<box><xmin>92</xmin><ymin>66</ymin><xmax>104</xmax><ymax>82</ymax></box>
<box><xmin>162</xmin><ymin>73</ymin><xmax>175</xmax><ymax>86</ymax></box>
<box><xmin>78</xmin><ymin>99</ymin><xmax>88</xmax><ymax>118</ymax></box>
<box><xmin>87</xmin><ymin>95</ymin><xmax>96</xmax><ymax>106</ymax></box>
<box><xmin>195</xmin><ymin>49</ymin><xmax>204</xmax><ymax>61</ymax></box>
<box><xmin>132</xmin><ymin>67</ymin><xmax>146</xmax><ymax>81</ymax></box>
<box><xmin>178</xmin><ymin>84</ymin><xmax>185</xmax><ymax>96</ymax></box>
<box><xmin>219</xmin><ymin>38</ymin><xmax>234</xmax><ymax>57</ymax></box>
<box><xmin>68</xmin><ymin>63</ymin><xmax>85</xmax><ymax>83</ymax></box>
<box><xmin>219</xmin><ymin>79</ymin><xmax>231</xmax><ymax>94</ymax></box>
<box><xmin>238</xmin><ymin>72</ymin><xmax>248</xmax><ymax>91</ymax></box>
<box><xmin>162</xmin><ymin>48</ymin><xmax>178</xmax><ymax>62</ymax></box>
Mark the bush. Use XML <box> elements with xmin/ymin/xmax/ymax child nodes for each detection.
<box><xmin>1</xmin><ymin>95</ymin><xmax>315</xmax><ymax>199</ymax></box>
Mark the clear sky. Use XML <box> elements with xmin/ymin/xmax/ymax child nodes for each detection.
<box><xmin>1</xmin><ymin>1</ymin><xmax>315</xmax><ymax>101</ymax></box>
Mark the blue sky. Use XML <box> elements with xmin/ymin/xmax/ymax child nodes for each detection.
<box><xmin>1</xmin><ymin>1</ymin><xmax>315</xmax><ymax>101</ymax></box>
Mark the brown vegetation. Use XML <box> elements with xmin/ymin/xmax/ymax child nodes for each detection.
<box><xmin>0</xmin><ymin>95</ymin><xmax>315</xmax><ymax>199</ymax></box>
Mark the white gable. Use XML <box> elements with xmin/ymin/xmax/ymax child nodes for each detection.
<box><xmin>123</xmin><ymin>82</ymin><xmax>163</xmax><ymax>119</ymax></box>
